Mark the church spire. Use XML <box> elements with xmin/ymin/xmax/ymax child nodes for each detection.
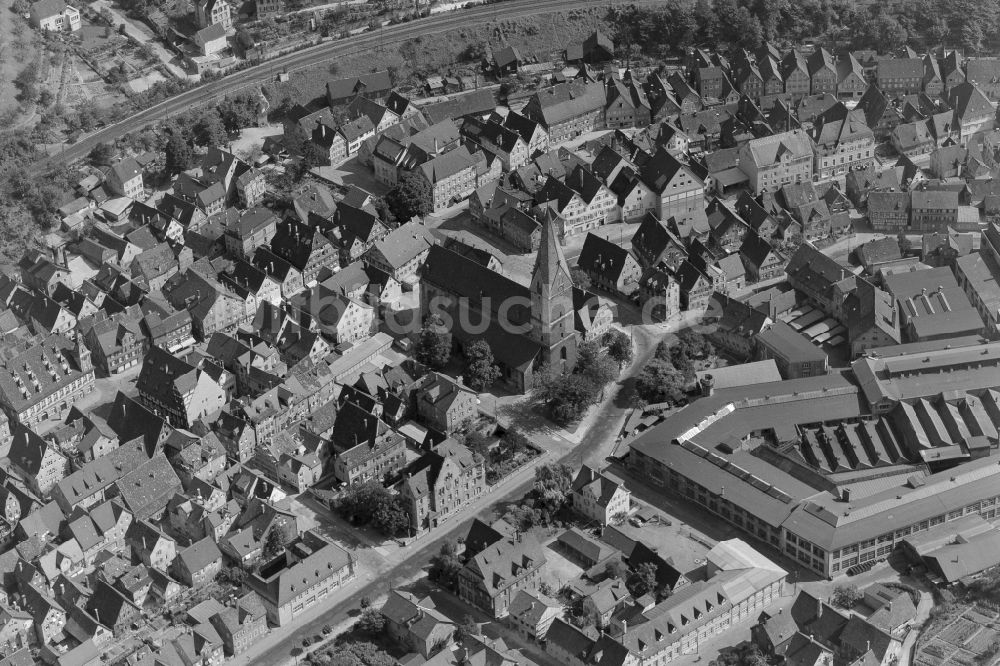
<box><xmin>529</xmin><ymin>217</ymin><xmax>577</xmax><ymax>374</ymax></box>
<box><xmin>532</xmin><ymin>216</ymin><xmax>571</xmax><ymax>288</ymax></box>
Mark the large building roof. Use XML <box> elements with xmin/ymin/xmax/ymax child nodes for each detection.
<box><xmin>852</xmin><ymin>340</ymin><xmax>1000</xmax><ymax>406</ymax></box>
<box><xmin>743</xmin><ymin>129</ymin><xmax>813</xmax><ymax>168</ymax></box>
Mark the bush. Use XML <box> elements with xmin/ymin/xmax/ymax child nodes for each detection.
<box><xmin>832</xmin><ymin>584</ymin><xmax>862</xmax><ymax>609</ymax></box>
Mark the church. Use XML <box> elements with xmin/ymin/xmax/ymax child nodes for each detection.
<box><xmin>419</xmin><ymin>219</ymin><xmax>578</xmax><ymax>393</ymax></box>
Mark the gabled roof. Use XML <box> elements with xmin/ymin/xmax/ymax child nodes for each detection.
<box><xmin>368</xmin><ymin>222</ymin><xmax>435</xmax><ymax>270</ymax></box>
<box><xmin>949</xmin><ymin>82</ymin><xmax>994</xmax><ymax>123</ymax></box>
<box><xmin>577</xmin><ymin>233</ymin><xmax>635</xmax><ymax>283</ymax></box>
<box><xmin>326</xmin><ymin>71</ymin><xmax>392</xmax><ymax>101</ymax></box>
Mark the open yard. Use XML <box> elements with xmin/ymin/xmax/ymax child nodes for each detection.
<box><xmin>262</xmin><ymin>6</ymin><xmax>615</xmax><ymax>109</ymax></box>
<box><xmin>915</xmin><ymin>605</ymin><xmax>1000</xmax><ymax>666</ymax></box>
<box><xmin>0</xmin><ymin>4</ymin><xmax>40</xmax><ymax>119</ymax></box>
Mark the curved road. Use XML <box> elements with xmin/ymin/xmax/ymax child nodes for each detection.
<box><xmin>245</xmin><ymin>321</ymin><xmax>671</xmax><ymax>665</ymax></box>
<box><xmin>38</xmin><ymin>0</ymin><xmax>653</xmax><ymax>171</ymax></box>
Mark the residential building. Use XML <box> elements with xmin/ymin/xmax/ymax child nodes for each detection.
<box><xmin>173</xmin><ymin>536</ymin><xmax>223</xmax><ymax>587</ymax></box>
<box><xmin>576</xmin><ymin>233</ymin><xmax>641</xmax><ymax>296</ymax></box>
<box><xmin>739</xmin><ymin>130</ymin><xmax>814</xmax><ymax>194</ymax></box>
<box><xmin>754</xmin><ymin>592</ymin><xmax>901</xmax><ymax>666</ymax></box>
<box><xmin>508</xmin><ymin>590</ymin><xmax>561</xmax><ymax>640</ymax></box>
<box><xmin>910</xmin><ymin>190</ymin><xmax>959</xmax><ymax>232</ymax></box>
<box><xmin>194</xmin><ymin>23</ymin><xmax>227</xmax><ymax>56</ymax></box>
<box><xmin>457</xmin><ymin>519</ymin><xmax>546</xmax><ymax>618</ymax></box>
<box><xmin>398</xmin><ymin>439</ymin><xmax>484</xmax><ymax>533</ymax></box>
<box><xmin>195</xmin><ymin>0</ymin><xmax>231</xmax><ymax>29</ymax></box>
<box><xmin>8</xmin><ymin>425</ymin><xmax>68</xmax><ymax>497</ymax></box>
<box><xmin>364</xmin><ymin>223</ymin><xmax>435</xmax><ymax>285</ymax></box>
<box><xmin>876</xmin><ymin>58</ymin><xmax>924</xmax><ymax>95</ymax></box>
<box><xmin>781</xmin><ymin>51</ymin><xmax>811</xmax><ymax>100</ymax></box>
<box><xmin>522</xmin><ymin>81</ymin><xmax>606</xmax><ymax>143</ymax></box>
<box><xmin>29</xmin><ymin>0</ymin><xmax>80</xmax><ymax>31</ymax></box>
<box><xmin>414</xmin><ymin>146</ymin><xmax>483</xmax><ymax>212</ymax></box>
<box><xmin>329</xmin><ymin>401</ymin><xmax>406</xmax><ymax>485</ymax></box>
<box><xmin>810</xmin><ymin>103</ymin><xmax>875</xmax><ymax>179</ymax></box>
<box><xmin>868</xmin><ymin>191</ymin><xmax>911</xmax><ymax>232</ymax></box>
<box><xmin>136</xmin><ymin>346</ymin><xmax>226</xmax><ymax>429</ymax></box>
<box><xmin>107</xmin><ymin>158</ymin><xmax>144</xmax><ymax>199</ymax></box>
<box><xmin>836</xmin><ymin>54</ymin><xmax>867</xmax><ymax>100</ymax></box>
<box><xmin>537</xmin><ymin>166</ymin><xmax>617</xmax><ymax>236</ymax></box>
<box><xmin>208</xmin><ymin>593</ymin><xmax>268</xmax><ymax>657</ymax></box>
<box><xmin>415</xmin><ymin>373</ymin><xmax>478</xmax><ymax>434</ymax></box>
<box><xmin>605</xmin><ymin>78</ymin><xmax>651</xmax><ymax>129</ymax></box>
<box><xmin>313</xmin><ymin>116</ymin><xmax>376</xmax><ymax>164</ymax></box>
<box><xmin>381</xmin><ymin>591</ymin><xmax>455</xmax><ymax>658</ymax></box>
<box><xmin>224</xmin><ymin>207</ymin><xmax>278</xmax><ymax>259</ymax></box>
<box><xmin>948</xmin><ymin>82</ymin><xmax>996</xmax><ymax>144</ymax></box>
<box><xmin>639</xmin><ymin>149</ymin><xmax>706</xmax><ymax>225</ymax></box>
<box><xmin>0</xmin><ymin>334</ymin><xmax>95</xmax><ymax>428</ymax></box>
<box><xmin>965</xmin><ymin>58</ymin><xmax>1000</xmax><ymax>100</ymax></box>
<box><xmin>246</xmin><ymin>531</ymin><xmax>355</xmax><ymax>626</ymax></box>
<box><xmin>570</xmin><ymin>465</ymin><xmax>630</xmax><ymax>525</ymax></box>
<box><xmin>79</xmin><ymin>306</ymin><xmax>147</xmax><ymax>375</ymax></box>
<box><xmin>807</xmin><ymin>48</ymin><xmax>838</xmax><ymax>95</ymax></box>
<box><xmin>326</xmin><ymin>71</ymin><xmax>393</xmax><ymax>105</ymax></box>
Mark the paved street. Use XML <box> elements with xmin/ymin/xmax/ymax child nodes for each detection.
<box><xmin>240</xmin><ymin>312</ymin><xmax>696</xmax><ymax>665</ymax></box>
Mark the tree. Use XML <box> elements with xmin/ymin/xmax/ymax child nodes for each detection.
<box><xmin>605</xmin><ymin>330</ymin><xmax>633</xmax><ymax>369</ymax></box>
<box><xmin>464</xmin><ymin>339</ymin><xmax>501</xmax><ymax>390</ymax></box>
<box><xmin>372</xmin><ymin>496</ymin><xmax>409</xmax><ymax>536</ymax></box>
<box><xmin>164</xmin><ymin>133</ymin><xmax>193</xmax><ymax>175</ymax></box>
<box><xmin>337</xmin><ymin>481</ymin><xmax>400</xmax><ymax>526</ymax></box>
<box><xmin>373</xmin><ymin>196</ymin><xmax>396</xmax><ymax>227</ymax></box>
<box><xmin>546</xmin><ymin>373</ymin><xmax>598</xmax><ymax>425</ymax></box>
<box><xmin>235</xmin><ymin>27</ymin><xmax>255</xmax><ymax>50</ymax></box>
<box><xmin>676</xmin><ymin>329</ymin><xmax>714</xmax><ymax>359</ymax></box>
<box><xmin>455</xmin><ymin>615</ymin><xmax>478</xmax><ymax>642</ymax></box>
<box><xmin>627</xmin><ymin>561</ymin><xmax>659</xmax><ymax>598</ymax></box>
<box><xmin>193</xmin><ymin>108</ymin><xmax>228</xmax><ymax>147</ymax></box>
<box><xmin>897</xmin><ymin>232</ymin><xmax>913</xmax><ymax>255</ymax></box>
<box><xmin>284</xmin><ymin>122</ymin><xmax>308</xmax><ymax>157</ymax></box>
<box><xmin>218</xmin><ymin>93</ymin><xmax>260</xmax><ymax>133</ymax></box>
<box><xmin>356</xmin><ymin>606</ymin><xmax>386</xmax><ymax>636</ymax></box>
<box><xmin>385</xmin><ymin>170</ymin><xmax>433</xmax><ymax>222</ymax></box>
<box><xmin>88</xmin><ymin>142</ymin><xmax>115</xmax><ymax>166</ymax></box>
<box><xmin>302</xmin><ymin>139</ymin><xmax>328</xmax><ymax>170</ymax></box>
<box><xmin>14</xmin><ymin>61</ymin><xmax>38</xmax><ymax>103</ymax></box>
<box><xmin>263</xmin><ymin>528</ymin><xmax>284</xmax><ymax>557</ymax></box>
<box><xmin>604</xmin><ymin>559</ymin><xmax>628</xmax><ymax>580</ymax></box>
<box><xmin>532</xmin><ymin>462</ymin><xmax>574</xmax><ymax>516</ymax></box>
<box><xmin>832</xmin><ymin>584</ymin><xmax>861</xmax><ymax>609</ymax></box>
<box><xmin>570</xmin><ymin>266</ymin><xmax>591</xmax><ymax>291</ymax></box>
<box><xmin>580</xmin><ymin>353</ymin><xmax>618</xmax><ymax>397</ymax></box>
<box><xmin>635</xmin><ymin>358</ymin><xmax>686</xmax><ymax>404</ymax></box>
<box><xmin>415</xmin><ymin>315</ymin><xmax>451</xmax><ymax>369</ymax></box>
<box><xmin>428</xmin><ymin>541</ymin><xmax>463</xmax><ymax>589</ymax></box>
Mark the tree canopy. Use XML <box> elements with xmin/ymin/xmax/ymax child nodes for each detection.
<box><xmin>464</xmin><ymin>339</ymin><xmax>501</xmax><ymax>391</ymax></box>
<box><xmin>386</xmin><ymin>170</ymin><xmax>433</xmax><ymax>222</ymax></box>
<box><xmin>415</xmin><ymin>314</ymin><xmax>452</xmax><ymax>369</ymax></box>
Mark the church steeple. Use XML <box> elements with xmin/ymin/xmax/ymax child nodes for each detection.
<box><xmin>529</xmin><ymin>218</ymin><xmax>577</xmax><ymax>373</ymax></box>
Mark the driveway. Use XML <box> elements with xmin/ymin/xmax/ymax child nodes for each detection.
<box><xmin>900</xmin><ymin>591</ymin><xmax>934</xmax><ymax>666</ymax></box>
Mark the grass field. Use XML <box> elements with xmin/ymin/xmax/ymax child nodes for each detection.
<box><xmin>0</xmin><ymin>3</ymin><xmax>40</xmax><ymax>117</ymax></box>
<box><xmin>265</xmin><ymin>7</ymin><xmax>613</xmax><ymax>109</ymax></box>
